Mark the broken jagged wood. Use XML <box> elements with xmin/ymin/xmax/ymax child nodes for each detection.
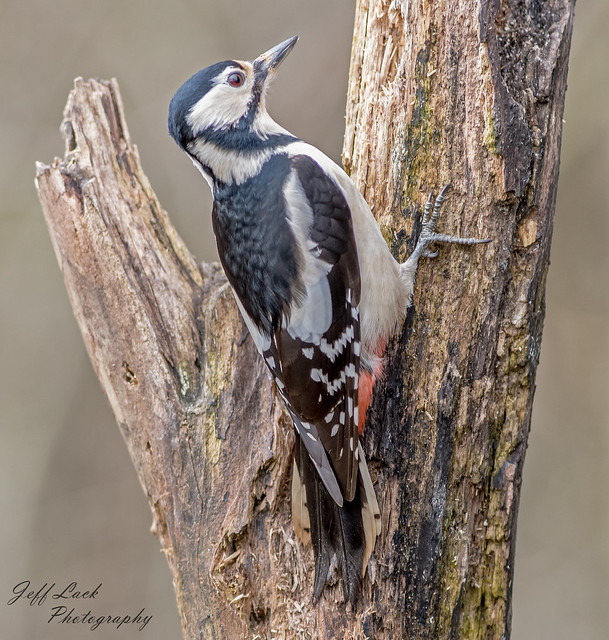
<box><xmin>36</xmin><ymin>0</ymin><xmax>574</xmax><ymax>637</ymax></box>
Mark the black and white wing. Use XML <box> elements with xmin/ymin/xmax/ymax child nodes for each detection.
<box><xmin>212</xmin><ymin>151</ymin><xmax>361</xmax><ymax>505</ymax></box>
<box><xmin>276</xmin><ymin>154</ymin><xmax>362</xmax><ymax>504</ymax></box>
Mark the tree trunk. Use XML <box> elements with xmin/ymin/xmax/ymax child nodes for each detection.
<box><xmin>35</xmin><ymin>0</ymin><xmax>574</xmax><ymax>638</ymax></box>
<box><xmin>340</xmin><ymin>0</ymin><xmax>574</xmax><ymax>637</ymax></box>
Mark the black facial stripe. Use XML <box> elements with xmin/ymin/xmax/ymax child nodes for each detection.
<box><xmin>197</xmin><ymin>127</ymin><xmax>298</xmax><ymax>152</ymax></box>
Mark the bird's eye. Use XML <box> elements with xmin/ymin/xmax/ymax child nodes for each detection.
<box><xmin>227</xmin><ymin>72</ymin><xmax>245</xmax><ymax>87</ymax></box>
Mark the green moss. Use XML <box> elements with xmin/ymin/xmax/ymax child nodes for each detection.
<box><xmin>398</xmin><ymin>43</ymin><xmax>435</xmax><ymax>203</ymax></box>
<box><xmin>490</xmin><ymin>406</ymin><xmax>505</xmax><ymax>437</ymax></box>
<box><xmin>379</xmin><ymin>223</ymin><xmax>394</xmax><ymax>248</ymax></box>
<box><xmin>484</xmin><ymin>109</ymin><xmax>501</xmax><ymax>155</ymax></box>
<box><xmin>508</xmin><ymin>335</ymin><xmax>529</xmax><ymax>370</ymax></box>
<box><xmin>200</xmin><ymin>341</ymin><xmax>231</xmax><ymax>466</ymax></box>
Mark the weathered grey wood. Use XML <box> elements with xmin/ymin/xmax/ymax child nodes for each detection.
<box><xmin>35</xmin><ymin>0</ymin><xmax>574</xmax><ymax>636</ymax></box>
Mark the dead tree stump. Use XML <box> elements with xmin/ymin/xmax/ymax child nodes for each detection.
<box><xmin>36</xmin><ymin>0</ymin><xmax>574</xmax><ymax>637</ymax></box>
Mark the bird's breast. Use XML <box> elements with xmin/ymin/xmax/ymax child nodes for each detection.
<box><xmin>211</xmin><ymin>154</ymin><xmax>302</xmax><ymax>335</ymax></box>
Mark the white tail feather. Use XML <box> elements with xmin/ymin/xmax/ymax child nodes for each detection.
<box><xmin>291</xmin><ymin>460</ymin><xmax>311</xmax><ymax>545</ymax></box>
<box><xmin>358</xmin><ymin>443</ymin><xmax>381</xmax><ymax>572</ymax></box>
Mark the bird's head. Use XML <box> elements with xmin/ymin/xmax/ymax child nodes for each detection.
<box><xmin>168</xmin><ymin>36</ymin><xmax>298</xmax><ymax>159</ymax></box>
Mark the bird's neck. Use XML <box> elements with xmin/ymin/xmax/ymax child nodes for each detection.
<box><xmin>189</xmin><ymin>119</ymin><xmax>298</xmax><ymax>186</ymax></box>
<box><xmin>187</xmin><ymin>107</ymin><xmax>298</xmax><ymax>185</ymax></box>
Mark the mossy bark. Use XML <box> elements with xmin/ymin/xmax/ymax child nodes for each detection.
<box><xmin>35</xmin><ymin>0</ymin><xmax>574</xmax><ymax>637</ymax></box>
<box><xmin>343</xmin><ymin>0</ymin><xmax>574</xmax><ymax>637</ymax></box>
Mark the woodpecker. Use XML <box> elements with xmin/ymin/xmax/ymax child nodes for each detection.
<box><xmin>168</xmin><ymin>36</ymin><xmax>487</xmax><ymax>603</ymax></box>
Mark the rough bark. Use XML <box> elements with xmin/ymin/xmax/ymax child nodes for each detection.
<box><xmin>35</xmin><ymin>0</ymin><xmax>573</xmax><ymax>638</ymax></box>
<box><xmin>341</xmin><ymin>0</ymin><xmax>574</xmax><ymax>637</ymax></box>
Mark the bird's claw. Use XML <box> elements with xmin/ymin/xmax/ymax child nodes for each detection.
<box><xmin>422</xmin><ymin>184</ymin><xmax>450</xmax><ymax>231</ymax></box>
<box><xmin>413</xmin><ymin>185</ymin><xmax>490</xmax><ymax>261</ymax></box>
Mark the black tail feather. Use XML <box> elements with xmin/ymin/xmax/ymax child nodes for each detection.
<box><xmin>336</xmin><ymin>484</ymin><xmax>366</xmax><ymax>602</ymax></box>
<box><xmin>295</xmin><ymin>438</ymin><xmax>366</xmax><ymax>603</ymax></box>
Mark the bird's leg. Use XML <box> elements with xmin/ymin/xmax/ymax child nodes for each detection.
<box><xmin>403</xmin><ymin>185</ymin><xmax>490</xmax><ymax>271</ymax></box>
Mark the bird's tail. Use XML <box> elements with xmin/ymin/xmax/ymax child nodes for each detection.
<box><xmin>291</xmin><ymin>437</ymin><xmax>380</xmax><ymax>603</ymax></box>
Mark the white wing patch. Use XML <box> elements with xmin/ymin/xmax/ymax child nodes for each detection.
<box><xmin>282</xmin><ymin>171</ymin><xmax>334</xmax><ymax>343</ymax></box>
<box><xmin>285</xmin><ymin>276</ymin><xmax>332</xmax><ymax>343</ymax></box>
<box><xmin>284</xmin><ymin>141</ymin><xmax>407</xmax><ymax>369</ymax></box>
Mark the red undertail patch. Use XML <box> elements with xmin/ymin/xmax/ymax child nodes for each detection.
<box><xmin>357</xmin><ymin>340</ymin><xmax>386</xmax><ymax>434</ymax></box>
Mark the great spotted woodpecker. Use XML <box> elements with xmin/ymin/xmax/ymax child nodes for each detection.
<box><xmin>168</xmin><ymin>36</ymin><xmax>488</xmax><ymax>603</ymax></box>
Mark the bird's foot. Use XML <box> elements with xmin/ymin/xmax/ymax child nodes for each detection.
<box><xmin>406</xmin><ymin>185</ymin><xmax>490</xmax><ymax>265</ymax></box>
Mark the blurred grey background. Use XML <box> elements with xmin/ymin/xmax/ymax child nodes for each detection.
<box><xmin>0</xmin><ymin>1</ymin><xmax>606</xmax><ymax>638</ymax></box>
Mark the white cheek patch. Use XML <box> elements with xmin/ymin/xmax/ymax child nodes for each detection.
<box><xmin>187</xmin><ymin>85</ymin><xmax>250</xmax><ymax>133</ymax></box>
<box><xmin>187</xmin><ymin>65</ymin><xmax>253</xmax><ymax>134</ymax></box>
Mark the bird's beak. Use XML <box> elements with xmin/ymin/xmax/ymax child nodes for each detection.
<box><xmin>255</xmin><ymin>36</ymin><xmax>298</xmax><ymax>75</ymax></box>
